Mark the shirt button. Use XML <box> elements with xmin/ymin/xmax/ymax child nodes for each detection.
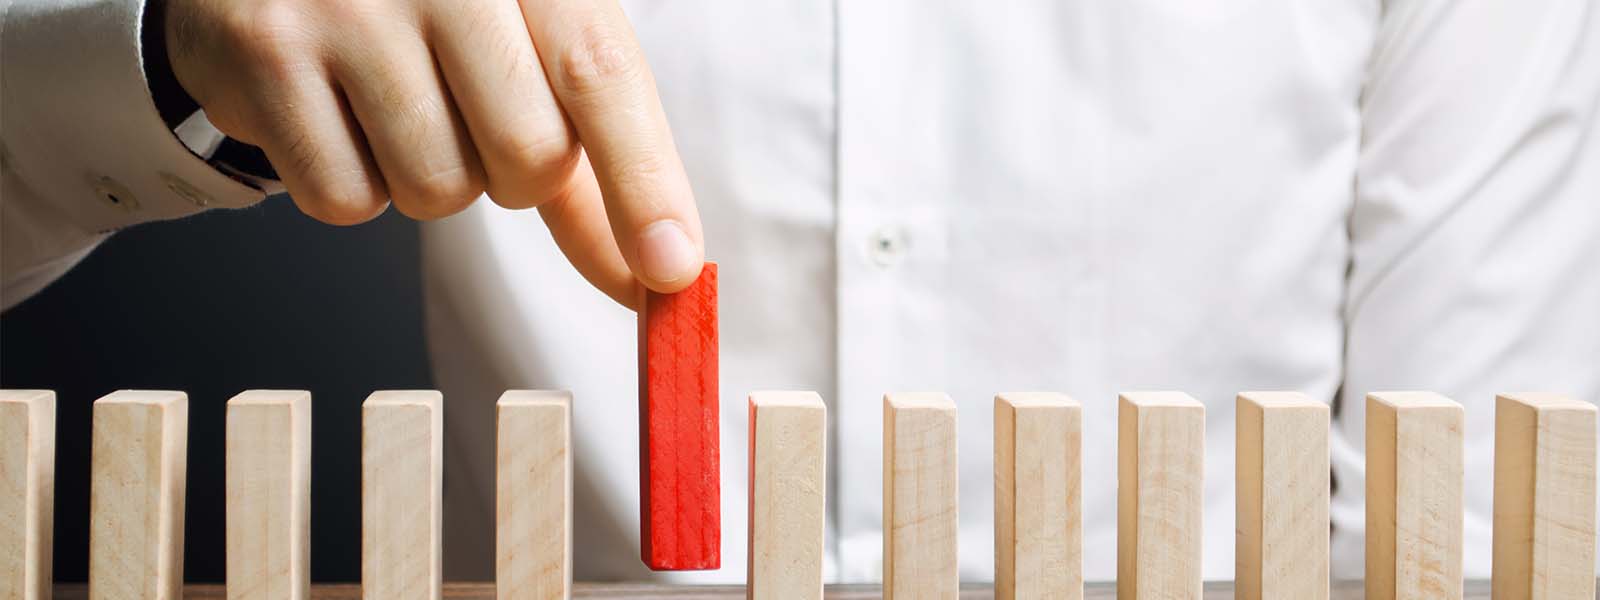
<box><xmin>90</xmin><ymin>175</ymin><xmax>140</xmax><ymax>212</ymax></box>
<box><xmin>867</xmin><ymin>226</ymin><xmax>909</xmax><ymax>267</ymax></box>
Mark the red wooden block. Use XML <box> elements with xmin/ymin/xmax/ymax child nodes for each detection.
<box><xmin>638</xmin><ymin>261</ymin><xmax>721</xmax><ymax>570</ymax></box>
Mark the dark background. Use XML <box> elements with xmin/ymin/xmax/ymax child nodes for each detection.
<box><xmin>0</xmin><ymin>195</ymin><xmax>429</xmax><ymax>582</ymax></box>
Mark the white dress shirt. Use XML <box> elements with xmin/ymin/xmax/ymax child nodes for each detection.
<box><xmin>6</xmin><ymin>0</ymin><xmax>1600</xmax><ymax>585</ymax></box>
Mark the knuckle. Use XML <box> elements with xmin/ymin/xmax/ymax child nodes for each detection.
<box><xmin>274</xmin><ymin>136</ymin><xmax>388</xmax><ymax>225</ymax></box>
<box><xmin>376</xmin><ymin>79</ymin><xmax>441</xmax><ymax>127</ymax></box>
<box><xmin>482</xmin><ymin>127</ymin><xmax>581</xmax><ymax>208</ymax></box>
<box><xmin>513</xmin><ymin>138</ymin><xmax>582</xmax><ymax>180</ymax></box>
<box><xmin>390</xmin><ymin>163</ymin><xmax>482</xmax><ymax>220</ymax></box>
<box><xmin>220</xmin><ymin>4</ymin><xmax>321</xmax><ymax>82</ymax></box>
<box><xmin>311</xmin><ymin>0</ymin><xmax>380</xmax><ymax>24</ymax></box>
<box><xmin>292</xmin><ymin>183</ymin><xmax>386</xmax><ymax>225</ymax></box>
<box><xmin>473</xmin><ymin>109</ymin><xmax>579</xmax><ymax>208</ymax></box>
<box><xmin>199</xmin><ymin>6</ymin><xmax>321</xmax><ymax>94</ymax></box>
<box><xmin>488</xmin><ymin>114</ymin><xmax>578</xmax><ymax>170</ymax></box>
<box><xmin>183</xmin><ymin>4</ymin><xmax>321</xmax><ymax>140</ymax></box>
<box><xmin>557</xmin><ymin>23</ymin><xmax>645</xmax><ymax>97</ymax></box>
<box><xmin>486</xmin><ymin>159</ymin><xmax>577</xmax><ymax>210</ymax></box>
<box><xmin>607</xmin><ymin>151</ymin><xmax>674</xmax><ymax>195</ymax></box>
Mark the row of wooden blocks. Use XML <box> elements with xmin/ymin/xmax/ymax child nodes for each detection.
<box><xmin>2</xmin><ymin>389</ymin><xmax>1596</xmax><ymax>600</ymax></box>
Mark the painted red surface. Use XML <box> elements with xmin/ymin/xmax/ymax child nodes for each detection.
<box><xmin>638</xmin><ymin>262</ymin><xmax>721</xmax><ymax>570</ymax></box>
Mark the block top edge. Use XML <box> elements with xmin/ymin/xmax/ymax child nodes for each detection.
<box><xmin>1368</xmin><ymin>391</ymin><xmax>1460</xmax><ymax>409</ymax></box>
<box><xmin>365</xmin><ymin>390</ymin><xmax>443</xmax><ymax>407</ymax></box>
<box><xmin>1237</xmin><ymin>391</ymin><xmax>1325</xmax><ymax>408</ymax></box>
<box><xmin>996</xmin><ymin>392</ymin><xmax>1079</xmax><ymax>408</ymax></box>
<box><xmin>750</xmin><ymin>390</ymin><xmax>825</xmax><ymax>408</ymax></box>
<box><xmin>0</xmin><ymin>389</ymin><xmax>54</xmax><ymax>403</ymax></box>
<box><xmin>497</xmin><ymin>390</ymin><xmax>572</xmax><ymax>406</ymax></box>
<box><xmin>1498</xmin><ymin>392</ymin><xmax>1595</xmax><ymax>411</ymax></box>
<box><xmin>884</xmin><ymin>392</ymin><xmax>956</xmax><ymax>409</ymax></box>
<box><xmin>1119</xmin><ymin>391</ymin><xmax>1202</xmax><ymax>408</ymax></box>
<box><xmin>96</xmin><ymin>390</ymin><xmax>186</xmax><ymax>405</ymax></box>
<box><xmin>228</xmin><ymin>390</ymin><xmax>310</xmax><ymax>406</ymax></box>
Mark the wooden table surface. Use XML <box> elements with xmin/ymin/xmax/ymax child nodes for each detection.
<box><xmin>52</xmin><ymin>580</ymin><xmax>1507</xmax><ymax>598</ymax></box>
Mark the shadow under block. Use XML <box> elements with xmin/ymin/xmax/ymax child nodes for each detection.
<box><xmin>1492</xmin><ymin>393</ymin><xmax>1597</xmax><ymax>600</ymax></box>
<box><xmin>746</xmin><ymin>392</ymin><xmax>827</xmax><ymax>600</ymax></box>
<box><xmin>1</xmin><ymin>390</ymin><xmax>55</xmax><ymax>600</ymax></box>
<box><xmin>1234</xmin><ymin>392</ymin><xmax>1329</xmax><ymax>600</ymax></box>
<box><xmin>89</xmin><ymin>391</ymin><xmax>188</xmax><ymax>600</ymax></box>
<box><xmin>1366</xmin><ymin>392</ymin><xmax>1463</xmax><ymax>600</ymax></box>
<box><xmin>883</xmin><ymin>393</ymin><xmax>959</xmax><ymax>600</ymax></box>
<box><xmin>638</xmin><ymin>262</ymin><xmax>720</xmax><ymax>571</ymax></box>
<box><xmin>1117</xmin><ymin>392</ymin><xmax>1203</xmax><ymax>600</ymax></box>
<box><xmin>994</xmin><ymin>392</ymin><xmax>1082</xmax><ymax>600</ymax></box>
<box><xmin>362</xmin><ymin>391</ymin><xmax>443</xmax><ymax>600</ymax></box>
<box><xmin>496</xmin><ymin>391</ymin><xmax>572</xmax><ymax>600</ymax></box>
<box><xmin>225</xmin><ymin>391</ymin><xmax>311</xmax><ymax>600</ymax></box>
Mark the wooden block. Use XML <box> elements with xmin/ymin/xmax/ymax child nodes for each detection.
<box><xmin>883</xmin><ymin>393</ymin><xmax>958</xmax><ymax>600</ymax></box>
<box><xmin>637</xmin><ymin>262</ymin><xmax>720</xmax><ymax>571</ymax></box>
<box><xmin>1116</xmin><ymin>392</ymin><xmax>1203</xmax><ymax>600</ymax></box>
<box><xmin>1492</xmin><ymin>393</ymin><xmax>1597</xmax><ymax>600</ymax></box>
<box><xmin>225</xmin><ymin>390</ymin><xmax>311</xmax><ymax>600</ymax></box>
<box><xmin>1234</xmin><ymin>392</ymin><xmax>1329</xmax><ymax>600</ymax></box>
<box><xmin>89</xmin><ymin>390</ymin><xmax>188</xmax><ymax>600</ymax></box>
<box><xmin>746</xmin><ymin>391</ymin><xmax>827</xmax><ymax>600</ymax></box>
<box><xmin>495</xmin><ymin>391</ymin><xmax>572</xmax><ymax>600</ymax></box>
<box><xmin>994</xmin><ymin>392</ymin><xmax>1081</xmax><ymax>600</ymax></box>
<box><xmin>1</xmin><ymin>390</ymin><xmax>55</xmax><ymax>600</ymax></box>
<box><xmin>1366</xmin><ymin>391</ymin><xmax>1463</xmax><ymax>600</ymax></box>
<box><xmin>363</xmin><ymin>391</ymin><xmax>443</xmax><ymax>600</ymax></box>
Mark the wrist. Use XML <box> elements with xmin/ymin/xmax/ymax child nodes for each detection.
<box><xmin>139</xmin><ymin>0</ymin><xmax>281</xmax><ymax>187</ymax></box>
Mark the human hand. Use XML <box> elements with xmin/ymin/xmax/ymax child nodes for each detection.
<box><xmin>165</xmin><ymin>0</ymin><xmax>705</xmax><ymax>305</ymax></box>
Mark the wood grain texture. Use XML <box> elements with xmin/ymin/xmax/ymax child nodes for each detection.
<box><xmin>1</xmin><ymin>390</ymin><xmax>55</xmax><ymax>600</ymax></box>
<box><xmin>52</xmin><ymin>581</ymin><xmax>1509</xmax><ymax>600</ymax></box>
<box><xmin>883</xmin><ymin>393</ymin><xmax>959</xmax><ymax>600</ymax></box>
<box><xmin>226</xmin><ymin>390</ymin><xmax>311</xmax><ymax>600</ymax></box>
<box><xmin>1366</xmin><ymin>392</ymin><xmax>1463</xmax><ymax>600</ymax></box>
<box><xmin>746</xmin><ymin>391</ymin><xmax>826</xmax><ymax>600</ymax></box>
<box><xmin>1234</xmin><ymin>392</ymin><xmax>1328</xmax><ymax>600</ymax></box>
<box><xmin>994</xmin><ymin>392</ymin><xmax>1081</xmax><ymax>600</ymax></box>
<box><xmin>1117</xmin><ymin>392</ymin><xmax>1203</xmax><ymax>600</ymax></box>
<box><xmin>638</xmin><ymin>262</ymin><xmax>720</xmax><ymax>571</ymax></box>
<box><xmin>496</xmin><ymin>391</ymin><xmax>572</xmax><ymax>600</ymax></box>
<box><xmin>88</xmin><ymin>390</ymin><xmax>188</xmax><ymax>600</ymax></box>
<box><xmin>1493</xmin><ymin>393</ymin><xmax>1597</xmax><ymax>600</ymax></box>
<box><xmin>363</xmin><ymin>391</ymin><xmax>443</xmax><ymax>600</ymax></box>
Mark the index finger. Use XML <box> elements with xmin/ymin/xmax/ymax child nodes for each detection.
<box><xmin>522</xmin><ymin>0</ymin><xmax>705</xmax><ymax>292</ymax></box>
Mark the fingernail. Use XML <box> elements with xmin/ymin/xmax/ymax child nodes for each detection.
<box><xmin>637</xmin><ymin>220</ymin><xmax>699</xmax><ymax>284</ymax></box>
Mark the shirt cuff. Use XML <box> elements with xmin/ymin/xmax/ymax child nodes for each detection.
<box><xmin>1</xmin><ymin>0</ymin><xmax>268</xmax><ymax>237</ymax></box>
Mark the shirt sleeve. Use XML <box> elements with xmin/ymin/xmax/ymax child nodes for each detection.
<box><xmin>1331</xmin><ymin>0</ymin><xmax>1600</xmax><ymax>579</ymax></box>
<box><xmin>1</xmin><ymin>0</ymin><xmax>268</xmax><ymax>309</ymax></box>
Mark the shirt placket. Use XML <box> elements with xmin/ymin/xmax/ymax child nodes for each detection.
<box><xmin>832</xmin><ymin>0</ymin><xmax>953</xmax><ymax>582</ymax></box>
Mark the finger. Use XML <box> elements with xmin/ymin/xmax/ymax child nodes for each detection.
<box><xmin>163</xmin><ymin>0</ymin><xmax>387</xmax><ymax>224</ymax></box>
<box><xmin>331</xmin><ymin>15</ymin><xmax>485</xmax><ymax>220</ymax></box>
<box><xmin>539</xmin><ymin>152</ymin><xmax>640</xmax><ymax>309</ymax></box>
<box><xmin>253</xmin><ymin>73</ymin><xmax>390</xmax><ymax>226</ymax></box>
<box><xmin>523</xmin><ymin>0</ymin><xmax>705</xmax><ymax>292</ymax></box>
<box><xmin>425</xmin><ymin>0</ymin><xmax>580</xmax><ymax>210</ymax></box>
